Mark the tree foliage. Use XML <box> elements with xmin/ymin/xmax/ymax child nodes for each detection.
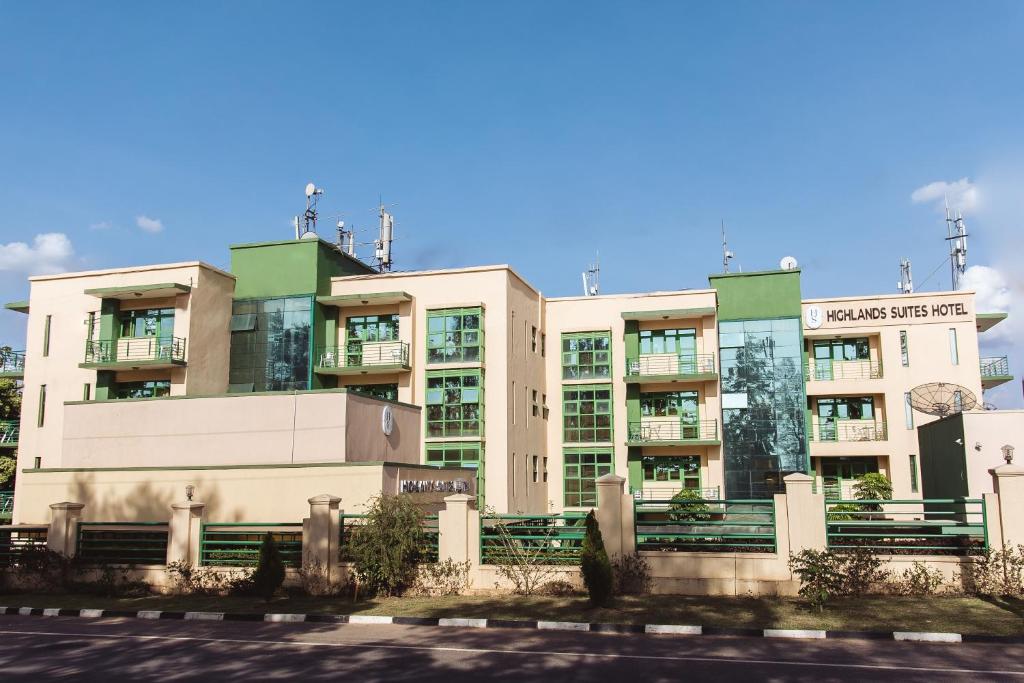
<box><xmin>667</xmin><ymin>488</ymin><xmax>711</xmax><ymax>522</ymax></box>
<box><xmin>580</xmin><ymin>511</ymin><xmax>613</xmax><ymax>607</ymax></box>
<box><xmin>252</xmin><ymin>533</ymin><xmax>286</xmax><ymax>601</ymax></box>
<box><xmin>348</xmin><ymin>494</ymin><xmax>424</xmax><ymax>597</ymax></box>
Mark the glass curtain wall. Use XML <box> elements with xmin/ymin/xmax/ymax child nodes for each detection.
<box><xmin>228</xmin><ymin>296</ymin><xmax>312</xmax><ymax>392</ymax></box>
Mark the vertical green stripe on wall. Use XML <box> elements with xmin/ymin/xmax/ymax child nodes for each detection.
<box><xmin>626</xmin><ymin>384</ymin><xmax>640</xmax><ymax>424</ymax></box>
<box><xmin>94</xmin><ymin>371</ymin><xmax>114</xmax><ymax>401</ymax></box>
<box><xmin>99</xmin><ymin>298</ymin><xmax>120</xmax><ymax>340</ymax></box>
<box><xmin>627</xmin><ymin>449</ymin><xmax>643</xmax><ymax>492</ymax></box>
<box><xmin>623</xmin><ymin>319</ymin><xmax>639</xmax><ymax>361</ymax></box>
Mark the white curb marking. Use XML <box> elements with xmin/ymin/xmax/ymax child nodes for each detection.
<box><xmin>764</xmin><ymin>629</ymin><xmax>826</xmax><ymax>640</ymax></box>
<box><xmin>439</xmin><ymin>618</ymin><xmax>487</xmax><ymax>628</ymax></box>
<box><xmin>137</xmin><ymin>611</ymin><xmax>162</xmax><ymax>620</ymax></box>
<box><xmin>265</xmin><ymin>614</ymin><xmax>307</xmax><ymax>623</ymax></box>
<box><xmin>893</xmin><ymin>631</ymin><xmax>962</xmax><ymax>643</ymax></box>
<box><xmin>42</xmin><ymin>609</ymin><xmax>60</xmax><ymax>617</ymax></box>
<box><xmin>18</xmin><ymin>608</ymin><xmax>33</xmax><ymax>616</ymax></box>
<box><xmin>537</xmin><ymin>621</ymin><xmax>590</xmax><ymax>632</ymax></box>
<box><xmin>645</xmin><ymin>624</ymin><xmax>702</xmax><ymax>635</ymax></box>
<box><xmin>348</xmin><ymin>615</ymin><xmax>394</xmax><ymax>625</ymax></box>
<box><xmin>184</xmin><ymin>612</ymin><xmax>224</xmax><ymax>621</ymax></box>
<box><xmin>79</xmin><ymin>609</ymin><xmax>103</xmax><ymax>618</ymax></box>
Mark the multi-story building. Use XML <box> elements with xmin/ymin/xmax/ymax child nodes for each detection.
<box><xmin>0</xmin><ymin>236</ymin><xmax>1014</xmax><ymax>523</ymax></box>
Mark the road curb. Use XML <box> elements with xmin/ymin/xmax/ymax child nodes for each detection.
<box><xmin>0</xmin><ymin>605</ymin><xmax>1019</xmax><ymax>644</ymax></box>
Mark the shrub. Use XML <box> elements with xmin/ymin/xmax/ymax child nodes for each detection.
<box><xmin>298</xmin><ymin>556</ymin><xmax>338</xmax><ymax>597</ymax></box>
<box><xmin>579</xmin><ymin>511</ymin><xmax>613</xmax><ymax>607</ymax></box>
<box><xmin>410</xmin><ymin>559</ymin><xmax>471</xmax><ymax>597</ymax></box>
<box><xmin>251</xmin><ymin>533</ymin><xmax>286</xmax><ymax>601</ymax></box>
<box><xmin>962</xmin><ymin>544</ymin><xmax>1024</xmax><ymax>598</ymax></box>
<box><xmin>539</xmin><ymin>579</ymin><xmax>578</xmax><ymax>596</ymax></box>
<box><xmin>348</xmin><ymin>494</ymin><xmax>424</xmax><ymax>597</ymax></box>
<box><xmin>888</xmin><ymin>562</ymin><xmax>946</xmax><ymax>596</ymax></box>
<box><xmin>853</xmin><ymin>473</ymin><xmax>892</xmax><ymax>512</ymax></box>
<box><xmin>612</xmin><ymin>552</ymin><xmax>651</xmax><ymax>595</ymax></box>
<box><xmin>166</xmin><ymin>561</ymin><xmax>253</xmax><ymax>595</ymax></box>
<box><xmin>8</xmin><ymin>546</ymin><xmax>76</xmax><ymax>593</ymax></box>
<box><xmin>789</xmin><ymin>548</ymin><xmax>885</xmax><ymax>610</ymax></box>
<box><xmin>825</xmin><ymin>503</ymin><xmax>861</xmax><ymax>522</ymax></box>
<box><xmin>667</xmin><ymin>489</ymin><xmax>711</xmax><ymax>522</ymax></box>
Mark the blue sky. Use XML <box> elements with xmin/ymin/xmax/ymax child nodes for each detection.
<box><xmin>1</xmin><ymin>2</ymin><xmax>1022</xmax><ymax>405</ymax></box>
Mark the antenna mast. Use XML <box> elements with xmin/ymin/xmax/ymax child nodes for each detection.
<box><xmin>721</xmin><ymin>220</ymin><xmax>734</xmax><ymax>273</ymax></box>
<box><xmin>944</xmin><ymin>200</ymin><xmax>968</xmax><ymax>291</ymax></box>
<box><xmin>301</xmin><ymin>182</ymin><xmax>324</xmax><ymax>237</ymax></box>
<box><xmin>374</xmin><ymin>201</ymin><xmax>395</xmax><ymax>272</ymax></box>
<box><xmin>898</xmin><ymin>258</ymin><xmax>914</xmax><ymax>294</ymax></box>
<box><xmin>582</xmin><ymin>253</ymin><xmax>600</xmax><ymax>296</ymax></box>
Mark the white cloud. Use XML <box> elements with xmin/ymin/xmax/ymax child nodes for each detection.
<box><xmin>135</xmin><ymin>215</ymin><xmax>164</xmax><ymax>233</ymax></box>
<box><xmin>910</xmin><ymin>177</ymin><xmax>979</xmax><ymax>214</ymax></box>
<box><xmin>962</xmin><ymin>265</ymin><xmax>1011</xmax><ymax>314</ymax></box>
<box><xmin>89</xmin><ymin>221</ymin><xmax>112</xmax><ymax>231</ymax></box>
<box><xmin>0</xmin><ymin>233</ymin><xmax>75</xmax><ymax>275</ymax></box>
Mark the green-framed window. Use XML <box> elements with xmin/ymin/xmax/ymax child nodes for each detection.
<box><xmin>909</xmin><ymin>454</ymin><xmax>919</xmax><ymax>493</ymax></box>
<box><xmin>813</xmin><ymin>338</ymin><xmax>869</xmax><ymax>361</ymax></box>
<box><xmin>820</xmin><ymin>456</ymin><xmax>878</xmax><ymax>481</ymax></box>
<box><xmin>426</xmin><ymin>370</ymin><xmax>483</xmax><ymax>437</ymax></box>
<box><xmin>426</xmin><ymin>442</ymin><xmax>482</xmax><ymax>468</ymax></box>
<box><xmin>561</xmin><ymin>332</ymin><xmax>611</xmax><ymax>380</ymax></box>
<box><xmin>640</xmin><ymin>390</ymin><xmax>698</xmax><ymax>421</ymax></box>
<box><xmin>563</xmin><ymin>448</ymin><xmax>613</xmax><ymax>507</ymax></box>
<box><xmin>37</xmin><ymin>384</ymin><xmax>46</xmax><ymax>427</ymax></box>
<box><xmin>639</xmin><ymin>328</ymin><xmax>696</xmax><ymax>356</ymax></box>
<box><xmin>426</xmin><ymin>307</ymin><xmax>483</xmax><ymax>364</ymax></box>
<box><xmin>816</xmin><ymin>396</ymin><xmax>874</xmax><ymax>420</ymax></box>
<box><xmin>642</xmin><ymin>455</ymin><xmax>700</xmax><ymax>487</ymax></box>
<box><xmin>347</xmin><ymin>383</ymin><xmax>398</xmax><ymax>401</ymax></box>
<box><xmin>113</xmin><ymin>380</ymin><xmax>171</xmax><ymax>399</ymax></box>
<box><xmin>562</xmin><ymin>384</ymin><xmax>613</xmax><ymax>443</ymax></box>
<box><xmin>346</xmin><ymin>314</ymin><xmax>398</xmax><ymax>343</ymax></box>
<box><xmin>43</xmin><ymin>314</ymin><xmax>51</xmax><ymax>357</ymax></box>
<box><xmin>120</xmin><ymin>308</ymin><xmax>175</xmax><ymax>338</ymax></box>
<box><xmin>899</xmin><ymin>330</ymin><xmax>909</xmax><ymax>367</ymax></box>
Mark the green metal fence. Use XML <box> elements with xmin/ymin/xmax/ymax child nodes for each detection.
<box><xmin>0</xmin><ymin>421</ymin><xmax>19</xmax><ymax>448</ymax></box>
<box><xmin>0</xmin><ymin>492</ymin><xmax>14</xmax><ymax>521</ymax></box>
<box><xmin>0</xmin><ymin>350</ymin><xmax>25</xmax><ymax>376</ymax></box>
<box><xmin>199</xmin><ymin>523</ymin><xmax>303</xmax><ymax>567</ymax></box>
<box><xmin>825</xmin><ymin>499</ymin><xmax>987</xmax><ymax>555</ymax></box>
<box><xmin>339</xmin><ymin>513</ymin><xmax>439</xmax><ymax>562</ymax></box>
<box><xmin>77</xmin><ymin>523</ymin><xmax>169</xmax><ymax>565</ymax></box>
<box><xmin>0</xmin><ymin>526</ymin><xmax>48</xmax><ymax>566</ymax></box>
<box><xmin>634</xmin><ymin>498</ymin><xmax>777</xmax><ymax>552</ymax></box>
<box><xmin>480</xmin><ymin>514</ymin><xmax>586</xmax><ymax>565</ymax></box>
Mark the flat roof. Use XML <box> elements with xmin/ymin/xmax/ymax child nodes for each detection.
<box><xmin>621</xmin><ymin>306</ymin><xmax>717</xmax><ymax>321</ymax></box>
<box><xmin>802</xmin><ymin>289</ymin><xmax>975</xmax><ymax>305</ymax></box>
<box><xmin>333</xmin><ymin>263</ymin><xmax>542</xmax><ymax>296</ymax></box>
<box><xmin>29</xmin><ymin>261</ymin><xmax>235</xmax><ymax>283</ymax></box>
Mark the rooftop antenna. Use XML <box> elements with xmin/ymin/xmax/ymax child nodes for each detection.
<box><xmin>944</xmin><ymin>197</ymin><xmax>968</xmax><ymax>291</ymax></box>
<box><xmin>335</xmin><ymin>220</ymin><xmax>357</xmax><ymax>257</ymax></box>
<box><xmin>897</xmin><ymin>258</ymin><xmax>914</xmax><ymax>294</ymax></box>
<box><xmin>300</xmin><ymin>182</ymin><xmax>325</xmax><ymax>238</ymax></box>
<box><xmin>721</xmin><ymin>220</ymin><xmax>734</xmax><ymax>273</ymax></box>
<box><xmin>374</xmin><ymin>201</ymin><xmax>395</xmax><ymax>272</ymax></box>
<box><xmin>582</xmin><ymin>253</ymin><xmax>600</xmax><ymax>296</ymax></box>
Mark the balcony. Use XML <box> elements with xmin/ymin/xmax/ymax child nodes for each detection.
<box><xmin>314</xmin><ymin>341</ymin><xmax>411</xmax><ymax>376</ymax></box>
<box><xmin>0</xmin><ymin>350</ymin><xmax>25</xmax><ymax>378</ymax></box>
<box><xmin>980</xmin><ymin>356</ymin><xmax>1013</xmax><ymax>389</ymax></box>
<box><xmin>81</xmin><ymin>337</ymin><xmax>187</xmax><ymax>370</ymax></box>
<box><xmin>625</xmin><ymin>354</ymin><xmax>717</xmax><ymax>383</ymax></box>
<box><xmin>627</xmin><ymin>419</ymin><xmax>720</xmax><ymax>446</ymax></box>
<box><xmin>0</xmin><ymin>420</ymin><xmax>18</xmax><ymax>449</ymax></box>
<box><xmin>805</xmin><ymin>358</ymin><xmax>883</xmax><ymax>382</ymax></box>
<box><xmin>811</xmin><ymin>421</ymin><xmax>888</xmax><ymax>442</ymax></box>
<box><xmin>632</xmin><ymin>485</ymin><xmax>721</xmax><ymax>501</ymax></box>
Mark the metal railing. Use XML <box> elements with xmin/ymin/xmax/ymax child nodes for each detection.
<box><xmin>0</xmin><ymin>350</ymin><xmax>25</xmax><ymax>375</ymax></box>
<box><xmin>626</xmin><ymin>354</ymin><xmax>717</xmax><ymax>377</ymax></box>
<box><xmin>77</xmin><ymin>522</ymin><xmax>169</xmax><ymax>565</ymax></box>
<box><xmin>0</xmin><ymin>526</ymin><xmax>48</xmax><ymax>566</ymax></box>
<box><xmin>199</xmin><ymin>523</ymin><xmax>303</xmax><ymax>568</ymax></box>
<box><xmin>980</xmin><ymin>356</ymin><xmax>1010</xmax><ymax>377</ymax></box>
<box><xmin>0</xmin><ymin>421</ymin><xmax>18</xmax><ymax>447</ymax></box>
<box><xmin>811</xmin><ymin>421</ymin><xmax>888</xmax><ymax>442</ymax></box>
<box><xmin>84</xmin><ymin>336</ymin><xmax>186</xmax><ymax>365</ymax></box>
<box><xmin>627</xmin><ymin>419</ymin><xmax>719</xmax><ymax>442</ymax></box>
<box><xmin>480</xmin><ymin>514</ymin><xmax>587</xmax><ymax>565</ymax></box>
<box><xmin>633</xmin><ymin>486</ymin><xmax>720</xmax><ymax>501</ymax></box>
<box><xmin>825</xmin><ymin>498</ymin><xmax>987</xmax><ymax>555</ymax></box>
<box><xmin>317</xmin><ymin>341</ymin><xmax>410</xmax><ymax>369</ymax></box>
<box><xmin>805</xmin><ymin>358</ymin><xmax>883</xmax><ymax>381</ymax></box>
<box><xmin>634</xmin><ymin>498</ymin><xmax>777</xmax><ymax>553</ymax></box>
<box><xmin>0</xmin><ymin>492</ymin><xmax>13</xmax><ymax>520</ymax></box>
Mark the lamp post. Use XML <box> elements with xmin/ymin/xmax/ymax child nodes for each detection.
<box><xmin>1002</xmin><ymin>445</ymin><xmax>1015</xmax><ymax>465</ymax></box>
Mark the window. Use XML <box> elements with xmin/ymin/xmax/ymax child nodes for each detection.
<box><xmin>43</xmin><ymin>315</ymin><xmax>51</xmax><ymax>357</ymax></box>
<box><xmin>816</xmin><ymin>397</ymin><xmax>874</xmax><ymax>421</ymax></box>
<box><xmin>639</xmin><ymin>329</ymin><xmax>696</xmax><ymax>356</ymax></box>
<box><xmin>83</xmin><ymin>383</ymin><xmax>91</xmax><ymax>401</ymax></box>
<box><xmin>561</xmin><ymin>332</ymin><xmax>611</xmax><ymax>380</ymax></box>
<box><xmin>953</xmin><ymin>390</ymin><xmax>963</xmax><ymax>413</ymax></box>
<box><xmin>33</xmin><ymin>457</ymin><xmax>41</xmax><ymax>469</ymax></box>
<box><xmin>425</xmin><ymin>370</ymin><xmax>482</xmax><ymax>437</ymax></box>
<box><xmin>346</xmin><ymin>314</ymin><xmax>398</xmax><ymax>343</ymax></box>
<box><xmin>531</xmin><ymin>389</ymin><xmax>539</xmax><ymax>417</ymax></box>
<box><xmin>909</xmin><ymin>454</ymin><xmax>919</xmax><ymax>493</ymax></box>
<box><xmin>37</xmin><ymin>384</ymin><xmax>46</xmax><ymax>427</ymax></box>
<box><xmin>542</xmin><ymin>393</ymin><xmax>548</xmax><ymax>419</ymax></box>
<box><xmin>113</xmin><ymin>380</ymin><xmax>171</xmax><ymax>399</ymax></box>
<box><xmin>948</xmin><ymin>328</ymin><xmax>959</xmax><ymax>365</ymax></box>
<box><xmin>120</xmin><ymin>308</ymin><xmax>175</xmax><ymax>338</ymax></box>
<box><xmin>900</xmin><ymin>330</ymin><xmax>909</xmax><ymax>367</ymax></box>
<box><xmin>563</xmin><ymin>449</ymin><xmax>613</xmax><ymax>507</ymax></box>
<box><xmin>563</xmin><ymin>384</ymin><xmax>613</xmax><ymax>442</ymax></box>
<box><xmin>904</xmin><ymin>392</ymin><xmax>914</xmax><ymax>430</ymax></box>
<box><xmin>813</xmin><ymin>337</ymin><xmax>869</xmax><ymax>361</ymax></box>
<box><xmin>532</xmin><ymin>455</ymin><xmax>539</xmax><ymax>483</ymax></box>
<box><xmin>821</xmin><ymin>457</ymin><xmax>878</xmax><ymax>481</ymax></box>
<box><xmin>541</xmin><ymin>333</ymin><xmax>546</xmax><ymax>357</ymax></box>
<box><xmin>426</xmin><ymin>307</ymin><xmax>483</xmax><ymax>363</ymax></box>
<box><xmin>640</xmin><ymin>390</ymin><xmax>699</xmax><ymax>421</ymax></box>
<box><xmin>531</xmin><ymin>326</ymin><xmax>537</xmax><ymax>353</ymax></box>
<box><xmin>642</xmin><ymin>456</ymin><xmax>700</xmax><ymax>488</ymax></box>
<box><xmin>347</xmin><ymin>383</ymin><xmax>398</xmax><ymax>401</ymax></box>
<box><xmin>542</xmin><ymin>456</ymin><xmax>548</xmax><ymax>482</ymax></box>
<box><xmin>229</xmin><ymin>296</ymin><xmax>312</xmax><ymax>392</ymax></box>
<box><xmin>425</xmin><ymin>442</ymin><xmax>481</xmax><ymax>467</ymax></box>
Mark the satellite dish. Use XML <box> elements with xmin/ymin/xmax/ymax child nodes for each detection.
<box><xmin>305</xmin><ymin>182</ymin><xmax>317</xmax><ymax>198</ymax></box>
<box><xmin>909</xmin><ymin>382</ymin><xmax>978</xmax><ymax>417</ymax></box>
<box><xmin>779</xmin><ymin>256</ymin><xmax>798</xmax><ymax>271</ymax></box>
<box><xmin>300</xmin><ymin>231</ymin><xmax>319</xmax><ymax>240</ymax></box>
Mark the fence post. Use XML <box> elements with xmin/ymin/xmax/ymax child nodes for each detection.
<box><xmin>596</xmin><ymin>473</ymin><xmax>626</xmax><ymax>558</ymax></box>
<box><xmin>439</xmin><ymin>493</ymin><xmax>478</xmax><ymax>566</ymax></box>
<box><xmin>784</xmin><ymin>473</ymin><xmax>826</xmax><ymax>553</ymax></box>
<box><xmin>991</xmin><ymin>463</ymin><xmax>1024</xmax><ymax>547</ymax></box>
<box><xmin>47</xmin><ymin>501</ymin><xmax>84</xmax><ymax>557</ymax></box>
<box><xmin>167</xmin><ymin>501</ymin><xmax>206</xmax><ymax>566</ymax></box>
<box><xmin>306</xmin><ymin>494</ymin><xmax>342</xmax><ymax>583</ymax></box>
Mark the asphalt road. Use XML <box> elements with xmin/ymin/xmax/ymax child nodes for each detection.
<box><xmin>0</xmin><ymin>615</ymin><xmax>1021</xmax><ymax>682</ymax></box>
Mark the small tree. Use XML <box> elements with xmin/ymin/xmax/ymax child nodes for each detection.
<box><xmin>348</xmin><ymin>494</ymin><xmax>424</xmax><ymax>597</ymax></box>
<box><xmin>853</xmin><ymin>473</ymin><xmax>893</xmax><ymax>513</ymax></box>
<box><xmin>486</xmin><ymin>507</ymin><xmax>569</xmax><ymax>595</ymax></box>
<box><xmin>580</xmin><ymin>511</ymin><xmax>613</xmax><ymax>607</ymax></box>
<box><xmin>667</xmin><ymin>488</ymin><xmax>711</xmax><ymax>522</ymax></box>
<box><xmin>251</xmin><ymin>533</ymin><xmax>286</xmax><ymax>601</ymax></box>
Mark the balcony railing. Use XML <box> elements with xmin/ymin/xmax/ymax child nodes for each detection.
<box><xmin>316</xmin><ymin>341</ymin><xmax>410</xmax><ymax>370</ymax></box>
<box><xmin>627</xmin><ymin>419</ymin><xmax>719</xmax><ymax>443</ymax></box>
<box><xmin>980</xmin><ymin>356</ymin><xmax>1010</xmax><ymax>378</ymax></box>
<box><xmin>0</xmin><ymin>421</ymin><xmax>18</xmax><ymax>448</ymax></box>
<box><xmin>626</xmin><ymin>354</ymin><xmax>716</xmax><ymax>378</ymax></box>
<box><xmin>805</xmin><ymin>358</ymin><xmax>883</xmax><ymax>381</ymax></box>
<box><xmin>0</xmin><ymin>350</ymin><xmax>25</xmax><ymax>376</ymax></box>
<box><xmin>811</xmin><ymin>421</ymin><xmax>888</xmax><ymax>442</ymax></box>
<box><xmin>632</xmin><ymin>486</ymin><xmax>721</xmax><ymax>501</ymax></box>
<box><xmin>84</xmin><ymin>337</ymin><xmax>186</xmax><ymax>366</ymax></box>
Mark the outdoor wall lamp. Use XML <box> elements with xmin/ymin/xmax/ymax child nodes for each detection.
<box><xmin>1003</xmin><ymin>445</ymin><xmax>1015</xmax><ymax>465</ymax></box>
<box><xmin>185</xmin><ymin>484</ymin><xmax>195</xmax><ymax>501</ymax></box>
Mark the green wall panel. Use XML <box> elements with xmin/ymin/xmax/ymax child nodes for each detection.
<box><xmin>708</xmin><ymin>270</ymin><xmax>802</xmax><ymax>321</ymax></box>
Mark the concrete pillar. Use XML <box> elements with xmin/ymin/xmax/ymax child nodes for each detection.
<box><xmin>784</xmin><ymin>473</ymin><xmax>826</xmax><ymax>553</ymax></box>
<box><xmin>983</xmin><ymin>493</ymin><xmax>1004</xmax><ymax>550</ymax></box>
<box><xmin>47</xmin><ymin>502</ymin><xmax>84</xmax><ymax>557</ymax></box>
<box><xmin>306</xmin><ymin>494</ymin><xmax>342</xmax><ymax>583</ymax></box>
<box><xmin>439</xmin><ymin>493</ymin><xmax>477</xmax><ymax>566</ymax></box>
<box><xmin>596</xmin><ymin>473</ymin><xmax>627</xmax><ymax>558</ymax></box>
<box><xmin>167</xmin><ymin>501</ymin><xmax>206</xmax><ymax>566</ymax></box>
<box><xmin>991</xmin><ymin>464</ymin><xmax>1024</xmax><ymax>547</ymax></box>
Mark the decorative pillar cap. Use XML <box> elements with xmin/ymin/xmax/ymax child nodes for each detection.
<box><xmin>990</xmin><ymin>463</ymin><xmax>1024</xmax><ymax>477</ymax></box>
<box><xmin>308</xmin><ymin>494</ymin><xmax>343</xmax><ymax>506</ymax></box>
<box><xmin>48</xmin><ymin>501</ymin><xmax>85</xmax><ymax>511</ymax></box>
<box><xmin>783</xmin><ymin>472</ymin><xmax>814</xmax><ymax>484</ymax></box>
<box><xmin>596</xmin><ymin>473</ymin><xmax>626</xmax><ymax>485</ymax></box>
<box><xmin>443</xmin><ymin>493</ymin><xmax>474</xmax><ymax>504</ymax></box>
<box><xmin>171</xmin><ymin>501</ymin><xmax>207</xmax><ymax>511</ymax></box>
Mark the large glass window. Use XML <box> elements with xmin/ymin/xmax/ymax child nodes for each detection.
<box><xmin>346</xmin><ymin>314</ymin><xmax>398</xmax><ymax>342</ymax></box>
<box><xmin>816</xmin><ymin>397</ymin><xmax>874</xmax><ymax>421</ymax></box>
<box><xmin>812</xmin><ymin>337</ymin><xmax>869</xmax><ymax>361</ymax></box>
<box><xmin>820</xmin><ymin>456</ymin><xmax>878</xmax><ymax>481</ymax></box>
<box><xmin>426</xmin><ymin>308</ymin><xmax>482</xmax><ymax>364</ymax></box>
<box><xmin>347</xmin><ymin>383</ymin><xmax>398</xmax><ymax>401</ymax></box>
<box><xmin>563</xmin><ymin>449</ymin><xmax>613</xmax><ymax>507</ymax></box>
<box><xmin>562</xmin><ymin>384</ymin><xmax>613</xmax><ymax>443</ymax></box>
<box><xmin>425</xmin><ymin>370</ymin><xmax>482</xmax><ymax>437</ymax></box>
<box><xmin>113</xmin><ymin>380</ymin><xmax>171</xmax><ymax>399</ymax></box>
<box><xmin>120</xmin><ymin>308</ymin><xmax>175</xmax><ymax>338</ymax></box>
<box><xmin>228</xmin><ymin>296</ymin><xmax>312</xmax><ymax>392</ymax></box>
<box><xmin>426</xmin><ymin>442</ymin><xmax>481</xmax><ymax>467</ymax></box>
<box><xmin>640</xmin><ymin>390</ymin><xmax>698</xmax><ymax>421</ymax></box>
<box><xmin>642</xmin><ymin>456</ymin><xmax>700</xmax><ymax>488</ymax></box>
<box><xmin>561</xmin><ymin>332</ymin><xmax>611</xmax><ymax>379</ymax></box>
<box><xmin>639</xmin><ymin>329</ymin><xmax>696</xmax><ymax>356</ymax></box>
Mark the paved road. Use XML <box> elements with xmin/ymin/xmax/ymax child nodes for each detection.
<box><xmin>0</xmin><ymin>615</ymin><xmax>1021</xmax><ymax>682</ymax></box>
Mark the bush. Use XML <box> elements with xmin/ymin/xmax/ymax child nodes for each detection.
<box><xmin>789</xmin><ymin>548</ymin><xmax>885</xmax><ymax>611</ymax></box>
<box><xmin>538</xmin><ymin>579</ymin><xmax>578</xmax><ymax>597</ymax></box>
<box><xmin>298</xmin><ymin>556</ymin><xmax>338</xmax><ymax>597</ymax></box>
<box><xmin>348</xmin><ymin>494</ymin><xmax>424</xmax><ymax>597</ymax></box>
<box><xmin>166</xmin><ymin>561</ymin><xmax>253</xmax><ymax>596</ymax></box>
<box><xmin>667</xmin><ymin>489</ymin><xmax>711</xmax><ymax>522</ymax></box>
<box><xmin>612</xmin><ymin>552</ymin><xmax>651</xmax><ymax>595</ymax></box>
<box><xmin>853</xmin><ymin>473</ymin><xmax>892</xmax><ymax>512</ymax></box>
<box><xmin>825</xmin><ymin>503</ymin><xmax>861</xmax><ymax>521</ymax></box>
<box><xmin>251</xmin><ymin>533</ymin><xmax>286</xmax><ymax>601</ymax></box>
<box><xmin>962</xmin><ymin>544</ymin><xmax>1024</xmax><ymax>598</ymax></box>
<box><xmin>579</xmin><ymin>511</ymin><xmax>613</xmax><ymax>607</ymax></box>
<box><xmin>888</xmin><ymin>562</ymin><xmax>946</xmax><ymax>596</ymax></box>
<box><xmin>410</xmin><ymin>559</ymin><xmax>471</xmax><ymax>597</ymax></box>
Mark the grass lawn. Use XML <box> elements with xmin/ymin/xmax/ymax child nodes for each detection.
<box><xmin>1</xmin><ymin>592</ymin><xmax>1021</xmax><ymax>635</ymax></box>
